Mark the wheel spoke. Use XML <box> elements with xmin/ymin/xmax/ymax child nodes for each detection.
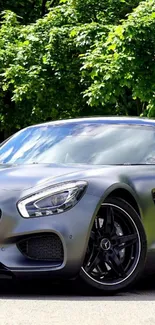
<box><xmin>113</xmin><ymin>233</ymin><xmax>138</xmax><ymax>250</ymax></box>
<box><xmin>90</xmin><ymin>231</ymin><xmax>95</xmax><ymax>241</ymax></box>
<box><xmin>104</xmin><ymin>206</ymin><xmax>115</xmax><ymax>235</ymax></box>
<box><xmin>85</xmin><ymin>252</ymin><xmax>101</xmax><ymax>273</ymax></box>
<box><xmin>96</xmin><ymin>265</ymin><xmax>108</xmax><ymax>278</ymax></box>
<box><xmin>107</xmin><ymin>250</ymin><xmax>126</xmax><ymax>277</ymax></box>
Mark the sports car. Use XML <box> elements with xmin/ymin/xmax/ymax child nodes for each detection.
<box><xmin>0</xmin><ymin>116</ymin><xmax>155</xmax><ymax>293</ymax></box>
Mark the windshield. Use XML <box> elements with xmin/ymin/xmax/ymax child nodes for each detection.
<box><xmin>0</xmin><ymin>123</ymin><xmax>155</xmax><ymax>165</ymax></box>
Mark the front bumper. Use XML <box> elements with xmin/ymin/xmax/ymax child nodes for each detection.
<box><xmin>0</xmin><ymin>191</ymin><xmax>100</xmax><ymax>278</ymax></box>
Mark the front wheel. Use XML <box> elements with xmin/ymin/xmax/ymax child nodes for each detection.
<box><xmin>80</xmin><ymin>197</ymin><xmax>147</xmax><ymax>293</ymax></box>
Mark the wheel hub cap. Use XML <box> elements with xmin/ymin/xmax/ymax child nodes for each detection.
<box><xmin>101</xmin><ymin>238</ymin><xmax>111</xmax><ymax>251</ymax></box>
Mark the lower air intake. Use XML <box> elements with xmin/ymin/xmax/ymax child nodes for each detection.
<box><xmin>17</xmin><ymin>233</ymin><xmax>64</xmax><ymax>263</ymax></box>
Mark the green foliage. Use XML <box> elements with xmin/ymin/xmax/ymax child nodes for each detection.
<box><xmin>70</xmin><ymin>0</ymin><xmax>140</xmax><ymax>24</ymax></box>
<box><xmin>0</xmin><ymin>6</ymin><xmax>110</xmax><ymax>132</ymax></box>
<box><xmin>82</xmin><ymin>0</ymin><xmax>155</xmax><ymax>116</ymax></box>
<box><xmin>0</xmin><ymin>0</ymin><xmax>60</xmax><ymax>23</ymax></box>
<box><xmin>1</xmin><ymin>0</ymin><xmax>155</xmax><ymax>138</ymax></box>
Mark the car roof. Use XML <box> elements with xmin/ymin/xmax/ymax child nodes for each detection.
<box><xmin>30</xmin><ymin>116</ymin><xmax>155</xmax><ymax>128</ymax></box>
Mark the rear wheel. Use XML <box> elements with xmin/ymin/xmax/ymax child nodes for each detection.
<box><xmin>80</xmin><ymin>197</ymin><xmax>147</xmax><ymax>293</ymax></box>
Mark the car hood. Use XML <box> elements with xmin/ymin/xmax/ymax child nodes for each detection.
<box><xmin>0</xmin><ymin>163</ymin><xmax>102</xmax><ymax>191</ymax></box>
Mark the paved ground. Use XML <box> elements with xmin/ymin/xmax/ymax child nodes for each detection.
<box><xmin>0</xmin><ymin>265</ymin><xmax>154</xmax><ymax>325</ymax></box>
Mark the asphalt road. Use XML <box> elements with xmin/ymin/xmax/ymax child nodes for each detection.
<box><xmin>0</xmin><ymin>264</ymin><xmax>154</xmax><ymax>325</ymax></box>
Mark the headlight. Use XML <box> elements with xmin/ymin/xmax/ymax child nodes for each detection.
<box><xmin>17</xmin><ymin>181</ymin><xmax>87</xmax><ymax>218</ymax></box>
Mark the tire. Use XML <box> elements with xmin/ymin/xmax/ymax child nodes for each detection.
<box><xmin>80</xmin><ymin>197</ymin><xmax>147</xmax><ymax>293</ymax></box>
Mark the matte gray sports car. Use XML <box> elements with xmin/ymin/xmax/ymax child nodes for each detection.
<box><xmin>0</xmin><ymin>116</ymin><xmax>155</xmax><ymax>293</ymax></box>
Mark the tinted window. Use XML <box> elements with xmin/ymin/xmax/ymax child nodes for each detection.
<box><xmin>0</xmin><ymin>123</ymin><xmax>155</xmax><ymax>165</ymax></box>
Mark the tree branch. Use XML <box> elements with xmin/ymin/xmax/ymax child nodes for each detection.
<box><xmin>41</xmin><ymin>0</ymin><xmax>47</xmax><ymax>17</ymax></box>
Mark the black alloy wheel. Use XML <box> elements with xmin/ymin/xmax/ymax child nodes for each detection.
<box><xmin>80</xmin><ymin>197</ymin><xmax>147</xmax><ymax>293</ymax></box>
